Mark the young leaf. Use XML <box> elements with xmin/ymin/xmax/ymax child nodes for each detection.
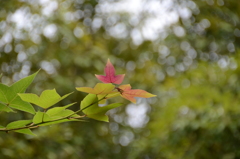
<box><xmin>80</xmin><ymin>94</ymin><xmax>121</xmax><ymax>122</ymax></box>
<box><xmin>80</xmin><ymin>94</ymin><xmax>98</xmax><ymax>112</ymax></box>
<box><xmin>118</xmin><ymin>84</ymin><xmax>156</xmax><ymax>103</ymax></box>
<box><xmin>87</xmin><ymin>114</ymin><xmax>108</xmax><ymax>122</ymax></box>
<box><xmin>87</xmin><ymin>103</ymin><xmax>122</xmax><ymax>122</ymax></box>
<box><xmin>0</xmin><ymin>71</ymin><xmax>38</xmax><ymax>114</ymax></box>
<box><xmin>14</xmin><ymin>129</ymin><xmax>36</xmax><ymax>136</ymax></box>
<box><xmin>95</xmin><ymin>59</ymin><xmax>125</xmax><ymax>84</ymax></box>
<box><xmin>18</xmin><ymin>89</ymin><xmax>73</xmax><ymax>109</ymax></box>
<box><xmin>52</xmin><ymin>109</ymin><xmax>79</xmax><ymax>118</ymax></box>
<box><xmin>46</xmin><ymin>109</ymin><xmax>79</xmax><ymax>121</ymax></box>
<box><xmin>6</xmin><ymin>120</ymin><xmax>32</xmax><ymax>129</ymax></box>
<box><xmin>9</xmin><ymin>96</ymin><xmax>35</xmax><ymax>114</ymax></box>
<box><xmin>42</xmin><ymin>103</ymin><xmax>79</xmax><ymax>122</ymax></box>
<box><xmin>46</xmin><ymin>103</ymin><xmax>76</xmax><ymax>116</ymax></box>
<box><xmin>0</xmin><ymin>84</ymin><xmax>9</xmax><ymax>103</ymax></box>
<box><xmin>10</xmin><ymin>71</ymin><xmax>39</xmax><ymax>94</ymax></box>
<box><xmin>33</xmin><ymin>112</ymin><xmax>44</xmax><ymax>124</ymax></box>
<box><xmin>46</xmin><ymin>107</ymin><xmax>66</xmax><ymax>116</ymax></box>
<box><xmin>87</xmin><ymin>103</ymin><xmax>121</xmax><ymax>115</ymax></box>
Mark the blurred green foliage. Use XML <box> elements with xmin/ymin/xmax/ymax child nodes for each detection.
<box><xmin>0</xmin><ymin>0</ymin><xmax>240</xmax><ymax>158</ymax></box>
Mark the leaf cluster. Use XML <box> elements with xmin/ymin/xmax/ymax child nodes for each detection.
<box><xmin>0</xmin><ymin>59</ymin><xmax>156</xmax><ymax>136</ymax></box>
<box><xmin>0</xmin><ymin>71</ymin><xmax>122</xmax><ymax>135</ymax></box>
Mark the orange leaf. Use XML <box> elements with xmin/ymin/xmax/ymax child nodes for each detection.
<box><xmin>118</xmin><ymin>84</ymin><xmax>156</xmax><ymax>103</ymax></box>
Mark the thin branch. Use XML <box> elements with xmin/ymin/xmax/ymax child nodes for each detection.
<box><xmin>0</xmin><ymin>95</ymin><xmax>107</xmax><ymax>132</ymax></box>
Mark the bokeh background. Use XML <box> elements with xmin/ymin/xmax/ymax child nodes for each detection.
<box><xmin>1</xmin><ymin>0</ymin><xmax>240</xmax><ymax>158</ymax></box>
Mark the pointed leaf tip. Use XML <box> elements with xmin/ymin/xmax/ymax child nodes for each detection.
<box><xmin>95</xmin><ymin>59</ymin><xmax>125</xmax><ymax>84</ymax></box>
<box><xmin>0</xmin><ymin>71</ymin><xmax>38</xmax><ymax>114</ymax></box>
<box><xmin>19</xmin><ymin>89</ymin><xmax>73</xmax><ymax>109</ymax></box>
<box><xmin>14</xmin><ymin>129</ymin><xmax>36</xmax><ymax>136</ymax></box>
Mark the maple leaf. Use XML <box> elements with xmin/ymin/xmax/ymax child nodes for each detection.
<box><xmin>95</xmin><ymin>59</ymin><xmax>125</xmax><ymax>84</ymax></box>
<box><xmin>118</xmin><ymin>84</ymin><xmax>156</xmax><ymax>104</ymax></box>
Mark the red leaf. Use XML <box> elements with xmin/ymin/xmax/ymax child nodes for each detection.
<box><xmin>95</xmin><ymin>59</ymin><xmax>125</xmax><ymax>84</ymax></box>
<box><xmin>118</xmin><ymin>84</ymin><xmax>156</xmax><ymax>103</ymax></box>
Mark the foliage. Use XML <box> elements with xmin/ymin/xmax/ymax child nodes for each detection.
<box><xmin>0</xmin><ymin>59</ymin><xmax>155</xmax><ymax>135</ymax></box>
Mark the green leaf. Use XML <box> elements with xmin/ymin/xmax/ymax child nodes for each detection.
<box><xmin>0</xmin><ymin>84</ymin><xmax>9</xmax><ymax>103</ymax></box>
<box><xmin>14</xmin><ymin>129</ymin><xmax>36</xmax><ymax>136</ymax></box>
<box><xmin>86</xmin><ymin>103</ymin><xmax>122</xmax><ymax>122</ymax></box>
<box><xmin>32</xmin><ymin>112</ymin><xmax>44</xmax><ymax>124</ymax></box>
<box><xmin>44</xmin><ymin>117</ymin><xmax>60</xmax><ymax>121</ymax></box>
<box><xmin>97</xmin><ymin>92</ymin><xmax>120</xmax><ymax>104</ymax></box>
<box><xmin>10</xmin><ymin>71</ymin><xmax>39</xmax><ymax>94</ymax></box>
<box><xmin>80</xmin><ymin>94</ymin><xmax>98</xmax><ymax>112</ymax></box>
<box><xmin>0</xmin><ymin>102</ymin><xmax>14</xmax><ymax>112</ymax></box>
<box><xmin>0</xmin><ymin>71</ymin><xmax>38</xmax><ymax>103</ymax></box>
<box><xmin>46</xmin><ymin>103</ymin><xmax>76</xmax><ymax>116</ymax></box>
<box><xmin>46</xmin><ymin>109</ymin><xmax>79</xmax><ymax>121</ymax></box>
<box><xmin>46</xmin><ymin>107</ymin><xmax>66</xmax><ymax>116</ymax></box>
<box><xmin>18</xmin><ymin>89</ymin><xmax>73</xmax><ymax>109</ymax></box>
<box><xmin>0</xmin><ymin>71</ymin><xmax>38</xmax><ymax>114</ymax></box>
<box><xmin>39</xmin><ymin>103</ymin><xmax>79</xmax><ymax>122</ymax></box>
<box><xmin>9</xmin><ymin>96</ymin><xmax>35</xmax><ymax>114</ymax></box>
<box><xmin>43</xmin><ymin>113</ymin><xmax>51</xmax><ymax>121</ymax></box>
<box><xmin>38</xmin><ymin>118</ymin><xmax>80</xmax><ymax>126</ymax></box>
<box><xmin>88</xmin><ymin>103</ymin><xmax>122</xmax><ymax>115</ymax></box>
<box><xmin>87</xmin><ymin>113</ymin><xmax>109</xmax><ymax>122</ymax></box>
<box><xmin>53</xmin><ymin>109</ymin><xmax>79</xmax><ymax>118</ymax></box>
<box><xmin>6</xmin><ymin>120</ymin><xmax>32</xmax><ymax>129</ymax></box>
<box><xmin>80</xmin><ymin>94</ymin><xmax>122</xmax><ymax>122</ymax></box>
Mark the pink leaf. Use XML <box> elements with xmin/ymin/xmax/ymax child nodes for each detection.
<box><xmin>95</xmin><ymin>59</ymin><xmax>125</xmax><ymax>84</ymax></box>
